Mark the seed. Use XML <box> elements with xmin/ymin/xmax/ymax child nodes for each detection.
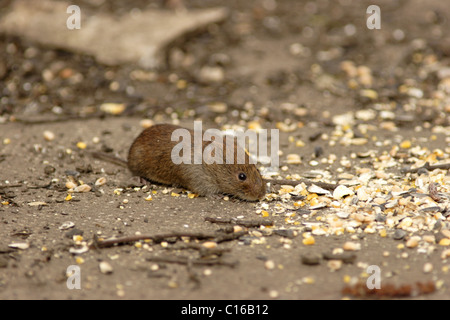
<box><xmin>343</xmin><ymin>241</ymin><xmax>361</xmax><ymax>251</ymax></box>
<box><xmin>95</xmin><ymin>177</ymin><xmax>107</xmax><ymax>186</ymax></box>
<box><xmin>286</xmin><ymin>154</ymin><xmax>302</xmax><ymax>164</ymax></box>
<box><xmin>406</xmin><ymin>236</ymin><xmax>420</xmax><ymax>248</ymax></box>
<box><xmin>439</xmin><ymin>238</ymin><xmax>450</xmax><ymax>246</ymax></box>
<box><xmin>100</xmin><ymin>103</ymin><xmax>126</xmax><ymax>115</ymax></box>
<box><xmin>202</xmin><ymin>241</ymin><xmax>217</xmax><ymax>249</ymax></box>
<box><xmin>43</xmin><ymin>130</ymin><xmax>55</xmax><ymax>141</ymax></box>
<box><xmin>328</xmin><ymin>260</ymin><xmax>343</xmax><ymax>271</ymax></box>
<box><xmin>265</xmin><ymin>260</ymin><xmax>276</xmax><ymax>270</ymax></box>
<box><xmin>99</xmin><ymin>261</ymin><xmax>114</xmax><ymax>274</ymax></box>
<box><xmin>423</xmin><ymin>263</ymin><xmax>433</xmax><ymax>274</ymax></box>
<box><xmin>333</xmin><ymin>185</ymin><xmax>354</xmax><ymax>199</ymax></box>
<box><xmin>74</xmin><ymin>184</ymin><xmax>91</xmax><ymax>193</ymax></box>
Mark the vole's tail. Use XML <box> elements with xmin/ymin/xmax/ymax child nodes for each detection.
<box><xmin>90</xmin><ymin>151</ymin><xmax>128</xmax><ymax>168</ymax></box>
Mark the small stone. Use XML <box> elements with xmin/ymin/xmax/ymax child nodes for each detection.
<box><xmin>44</xmin><ymin>165</ymin><xmax>56</xmax><ymax>175</ymax></box>
<box><xmin>273</xmin><ymin>229</ymin><xmax>297</xmax><ymax>239</ymax></box>
<box><xmin>99</xmin><ymin>261</ymin><xmax>114</xmax><ymax>274</ymax></box>
<box><xmin>323</xmin><ymin>251</ymin><xmax>356</xmax><ymax>264</ymax></box>
<box><xmin>301</xmin><ymin>253</ymin><xmax>321</xmax><ymax>265</ymax></box>
<box><xmin>393</xmin><ymin>229</ymin><xmax>407</xmax><ymax>240</ymax></box>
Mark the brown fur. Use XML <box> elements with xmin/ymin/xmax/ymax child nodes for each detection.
<box><xmin>127</xmin><ymin>124</ymin><xmax>266</xmax><ymax>201</ymax></box>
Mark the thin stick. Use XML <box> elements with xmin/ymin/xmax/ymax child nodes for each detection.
<box><xmin>145</xmin><ymin>256</ymin><xmax>238</xmax><ymax>268</ymax></box>
<box><xmin>265</xmin><ymin>178</ymin><xmax>340</xmax><ymax>191</ymax></box>
<box><xmin>402</xmin><ymin>162</ymin><xmax>450</xmax><ymax>174</ymax></box>
<box><xmin>205</xmin><ymin>217</ymin><xmax>274</xmax><ymax>228</ymax></box>
<box><xmin>91</xmin><ymin>231</ymin><xmax>218</xmax><ymax>248</ymax></box>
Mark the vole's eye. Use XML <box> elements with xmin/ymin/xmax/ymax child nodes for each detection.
<box><xmin>238</xmin><ymin>172</ymin><xmax>247</xmax><ymax>181</ymax></box>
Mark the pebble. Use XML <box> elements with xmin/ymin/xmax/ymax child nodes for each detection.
<box><xmin>393</xmin><ymin>230</ymin><xmax>407</xmax><ymax>240</ymax></box>
<box><xmin>301</xmin><ymin>253</ymin><xmax>321</xmax><ymax>265</ymax></box>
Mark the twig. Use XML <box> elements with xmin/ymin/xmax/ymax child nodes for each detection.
<box><xmin>215</xmin><ymin>230</ymin><xmax>248</xmax><ymax>243</ymax></box>
<box><xmin>0</xmin><ymin>184</ymin><xmax>23</xmax><ymax>190</ymax></box>
<box><xmin>265</xmin><ymin>178</ymin><xmax>340</xmax><ymax>191</ymax></box>
<box><xmin>205</xmin><ymin>217</ymin><xmax>274</xmax><ymax>228</ymax></box>
<box><xmin>13</xmin><ymin>113</ymin><xmax>106</xmax><ymax>125</ymax></box>
<box><xmin>145</xmin><ymin>256</ymin><xmax>238</xmax><ymax>268</ymax></box>
<box><xmin>402</xmin><ymin>162</ymin><xmax>450</xmax><ymax>174</ymax></box>
<box><xmin>27</xmin><ymin>181</ymin><xmax>52</xmax><ymax>189</ymax></box>
<box><xmin>91</xmin><ymin>231</ymin><xmax>218</xmax><ymax>249</ymax></box>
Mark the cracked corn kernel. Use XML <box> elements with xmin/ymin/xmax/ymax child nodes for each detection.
<box><xmin>303</xmin><ymin>236</ymin><xmax>315</xmax><ymax>245</ymax></box>
<box><xmin>400</xmin><ymin>140</ymin><xmax>411</xmax><ymax>149</ymax></box>
<box><xmin>439</xmin><ymin>238</ymin><xmax>450</xmax><ymax>246</ymax></box>
<box><xmin>75</xmin><ymin>257</ymin><xmax>84</xmax><ymax>264</ymax></box>
<box><xmin>343</xmin><ymin>275</ymin><xmax>351</xmax><ymax>284</ymax></box>
<box><xmin>73</xmin><ymin>235</ymin><xmax>83</xmax><ymax>242</ymax></box>
<box><xmin>145</xmin><ymin>194</ymin><xmax>152</xmax><ymax>201</ymax></box>
<box><xmin>65</xmin><ymin>194</ymin><xmax>72</xmax><ymax>201</ymax></box>
<box><xmin>302</xmin><ymin>277</ymin><xmax>315</xmax><ymax>284</ymax></box>
<box><xmin>76</xmin><ymin>142</ymin><xmax>87</xmax><ymax>149</ymax></box>
<box><xmin>261</xmin><ymin>210</ymin><xmax>270</xmax><ymax>217</ymax></box>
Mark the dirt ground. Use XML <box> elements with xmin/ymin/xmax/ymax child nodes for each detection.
<box><xmin>1</xmin><ymin>0</ymin><xmax>450</xmax><ymax>300</ymax></box>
